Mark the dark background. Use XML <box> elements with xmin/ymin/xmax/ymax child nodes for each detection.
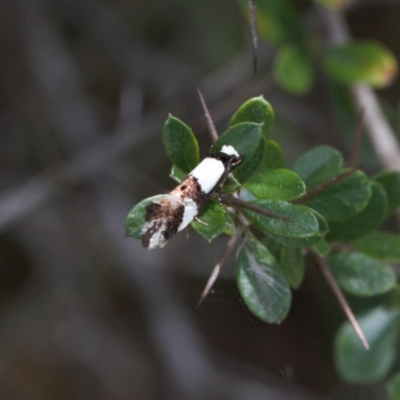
<box><xmin>0</xmin><ymin>1</ymin><xmax>399</xmax><ymax>399</ymax></box>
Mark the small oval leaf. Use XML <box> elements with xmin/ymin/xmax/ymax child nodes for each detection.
<box><xmin>335</xmin><ymin>306</ymin><xmax>400</xmax><ymax>383</ymax></box>
<box><xmin>306</xmin><ymin>170</ymin><xmax>371</xmax><ymax>221</ymax></box>
<box><xmin>233</xmin><ymin>136</ymin><xmax>267</xmax><ymax>184</ymax></box>
<box><xmin>169</xmin><ymin>165</ymin><xmax>187</xmax><ymax>183</ymax></box>
<box><xmin>274</xmin><ymin>44</ymin><xmax>314</xmax><ymax>94</ymax></box>
<box><xmin>279</xmin><ymin>247</ymin><xmax>305</xmax><ymax>289</ymax></box>
<box><xmin>211</xmin><ymin>122</ymin><xmax>263</xmax><ymax>184</ymax></box>
<box><xmin>255</xmin><ymin>0</ymin><xmax>306</xmax><ymax>45</ymax></box>
<box><xmin>229</xmin><ymin>96</ymin><xmax>275</xmax><ymax>139</ymax></box>
<box><xmin>373</xmin><ymin>170</ymin><xmax>400</xmax><ymax>217</ymax></box>
<box><xmin>162</xmin><ymin>115</ymin><xmax>199</xmax><ymax>173</ymax></box>
<box><xmin>236</xmin><ymin>235</ymin><xmax>291</xmax><ymax>323</ymax></box>
<box><xmin>292</xmin><ymin>145</ymin><xmax>343</xmax><ymax>189</ymax></box>
<box><xmin>245</xmin><ymin>168</ymin><xmax>306</xmax><ymax>200</ymax></box>
<box><xmin>324</xmin><ymin>41</ymin><xmax>398</xmax><ymax>88</ymax></box>
<box><xmin>190</xmin><ymin>200</ymin><xmax>228</xmax><ymax>243</ymax></box>
<box><xmin>353</xmin><ymin>231</ymin><xmax>400</xmax><ymax>264</ymax></box>
<box><xmin>243</xmin><ymin>199</ymin><xmax>320</xmax><ymax>239</ymax></box>
<box><xmin>327</xmin><ymin>252</ymin><xmax>396</xmax><ymax>296</ymax></box>
<box><xmin>327</xmin><ymin>182</ymin><xmax>387</xmax><ymax>241</ymax></box>
<box><xmin>262</xmin><ymin>140</ymin><xmax>285</xmax><ymax>170</ymax></box>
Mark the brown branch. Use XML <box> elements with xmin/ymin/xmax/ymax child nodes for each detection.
<box><xmin>197</xmin><ymin>221</ymin><xmax>247</xmax><ymax>308</ymax></box>
<box><xmin>216</xmin><ymin>194</ymin><xmax>293</xmax><ymax>222</ymax></box>
<box><xmin>247</xmin><ymin>0</ymin><xmax>258</xmax><ymax>74</ymax></box>
<box><xmin>347</xmin><ymin>109</ymin><xmax>365</xmax><ymax>169</ymax></box>
<box><xmin>197</xmin><ymin>88</ymin><xmax>218</xmax><ymax>142</ymax></box>
<box><xmin>291</xmin><ymin>168</ymin><xmax>356</xmax><ymax>205</ymax></box>
<box><xmin>308</xmin><ymin>248</ymin><xmax>369</xmax><ymax>350</ymax></box>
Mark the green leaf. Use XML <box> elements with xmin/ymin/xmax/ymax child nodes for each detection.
<box><xmin>262</xmin><ymin>140</ymin><xmax>285</xmax><ymax>170</ymax></box>
<box><xmin>162</xmin><ymin>115</ymin><xmax>199</xmax><ymax>173</ymax></box>
<box><xmin>169</xmin><ymin>165</ymin><xmax>187</xmax><ymax>183</ymax></box>
<box><xmin>306</xmin><ymin>170</ymin><xmax>371</xmax><ymax>221</ymax></box>
<box><xmin>311</xmin><ymin>209</ymin><xmax>329</xmax><ymax>238</ymax></box>
<box><xmin>211</xmin><ymin>122</ymin><xmax>263</xmax><ymax>184</ymax></box>
<box><xmin>311</xmin><ymin>239</ymin><xmax>331</xmax><ymax>256</ymax></box>
<box><xmin>236</xmin><ymin>235</ymin><xmax>291</xmax><ymax>323</ymax></box>
<box><xmin>125</xmin><ymin>194</ymin><xmax>166</xmax><ymax>239</ymax></box>
<box><xmin>219</xmin><ymin>174</ymin><xmax>241</xmax><ymax>194</ymax></box>
<box><xmin>279</xmin><ymin>247</ymin><xmax>305</xmax><ymax>289</ymax></box>
<box><xmin>327</xmin><ymin>252</ymin><xmax>396</xmax><ymax>296</ymax></box>
<box><xmin>269</xmin><ymin>232</ymin><xmax>322</xmax><ymax>248</ymax></box>
<box><xmin>292</xmin><ymin>145</ymin><xmax>343</xmax><ymax>189</ymax></box>
<box><xmin>324</xmin><ymin>41</ymin><xmax>398</xmax><ymax>88</ymax></box>
<box><xmin>243</xmin><ymin>199</ymin><xmax>320</xmax><ymax>240</ymax></box>
<box><xmin>387</xmin><ymin>372</ymin><xmax>400</xmax><ymax>400</ymax></box>
<box><xmin>260</xmin><ymin>235</ymin><xmax>283</xmax><ymax>261</ymax></box>
<box><xmin>229</xmin><ymin>96</ymin><xmax>275</xmax><ymax>139</ymax></box>
<box><xmin>353</xmin><ymin>231</ymin><xmax>400</xmax><ymax>264</ymax></box>
<box><xmin>327</xmin><ymin>182</ymin><xmax>387</xmax><ymax>241</ymax></box>
<box><xmin>190</xmin><ymin>200</ymin><xmax>227</xmax><ymax>243</ymax></box>
<box><xmin>255</xmin><ymin>0</ymin><xmax>306</xmax><ymax>46</ymax></box>
<box><xmin>373</xmin><ymin>170</ymin><xmax>400</xmax><ymax>217</ymax></box>
<box><xmin>274</xmin><ymin>44</ymin><xmax>314</xmax><ymax>94</ymax></box>
<box><xmin>222</xmin><ymin>211</ymin><xmax>236</xmax><ymax>236</ymax></box>
<box><xmin>233</xmin><ymin>136</ymin><xmax>267</xmax><ymax>184</ymax></box>
<box><xmin>245</xmin><ymin>169</ymin><xmax>306</xmax><ymax>200</ymax></box>
<box><xmin>335</xmin><ymin>306</ymin><xmax>400</xmax><ymax>383</ymax></box>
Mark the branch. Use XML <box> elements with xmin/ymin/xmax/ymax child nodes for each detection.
<box><xmin>347</xmin><ymin>109</ymin><xmax>365</xmax><ymax>169</ymax></box>
<box><xmin>247</xmin><ymin>0</ymin><xmax>258</xmax><ymax>74</ymax></box>
<box><xmin>216</xmin><ymin>194</ymin><xmax>293</xmax><ymax>222</ymax></box>
<box><xmin>197</xmin><ymin>221</ymin><xmax>247</xmax><ymax>308</ymax></box>
<box><xmin>308</xmin><ymin>248</ymin><xmax>369</xmax><ymax>350</ymax></box>
<box><xmin>197</xmin><ymin>88</ymin><xmax>219</xmax><ymax>142</ymax></box>
<box><xmin>291</xmin><ymin>168</ymin><xmax>356</xmax><ymax>205</ymax></box>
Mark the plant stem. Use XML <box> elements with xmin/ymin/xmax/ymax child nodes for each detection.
<box><xmin>197</xmin><ymin>221</ymin><xmax>246</xmax><ymax>308</ymax></box>
<box><xmin>308</xmin><ymin>248</ymin><xmax>369</xmax><ymax>350</ymax></box>
<box><xmin>217</xmin><ymin>194</ymin><xmax>292</xmax><ymax>222</ymax></box>
<box><xmin>347</xmin><ymin>109</ymin><xmax>365</xmax><ymax>168</ymax></box>
<box><xmin>197</xmin><ymin>88</ymin><xmax>218</xmax><ymax>142</ymax></box>
<box><xmin>291</xmin><ymin>168</ymin><xmax>356</xmax><ymax>205</ymax></box>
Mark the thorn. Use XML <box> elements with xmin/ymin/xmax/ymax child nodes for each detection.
<box><xmin>248</xmin><ymin>0</ymin><xmax>258</xmax><ymax>74</ymax></box>
<box><xmin>196</xmin><ymin>88</ymin><xmax>218</xmax><ymax>142</ymax></box>
<box><xmin>197</xmin><ymin>222</ymin><xmax>247</xmax><ymax>308</ymax></box>
<box><xmin>308</xmin><ymin>248</ymin><xmax>369</xmax><ymax>350</ymax></box>
<box><xmin>348</xmin><ymin>108</ymin><xmax>365</xmax><ymax>168</ymax></box>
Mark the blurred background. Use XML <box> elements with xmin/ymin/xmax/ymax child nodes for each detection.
<box><xmin>0</xmin><ymin>0</ymin><xmax>399</xmax><ymax>399</ymax></box>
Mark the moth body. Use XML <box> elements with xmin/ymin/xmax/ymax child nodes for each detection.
<box><xmin>142</xmin><ymin>145</ymin><xmax>240</xmax><ymax>249</ymax></box>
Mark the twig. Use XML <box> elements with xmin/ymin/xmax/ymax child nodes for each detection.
<box><xmin>350</xmin><ymin>85</ymin><xmax>400</xmax><ymax>170</ymax></box>
<box><xmin>197</xmin><ymin>221</ymin><xmax>247</xmax><ymax>308</ymax></box>
<box><xmin>216</xmin><ymin>194</ymin><xmax>293</xmax><ymax>222</ymax></box>
<box><xmin>291</xmin><ymin>168</ymin><xmax>356</xmax><ymax>205</ymax></box>
<box><xmin>319</xmin><ymin>7</ymin><xmax>400</xmax><ymax>171</ymax></box>
<box><xmin>347</xmin><ymin>109</ymin><xmax>365</xmax><ymax>169</ymax></box>
<box><xmin>308</xmin><ymin>248</ymin><xmax>369</xmax><ymax>350</ymax></box>
<box><xmin>197</xmin><ymin>88</ymin><xmax>218</xmax><ymax>142</ymax></box>
<box><xmin>247</xmin><ymin>0</ymin><xmax>258</xmax><ymax>74</ymax></box>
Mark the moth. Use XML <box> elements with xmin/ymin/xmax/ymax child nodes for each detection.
<box><xmin>142</xmin><ymin>145</ymin><xmax>241</xmax><ymax>249</ymax></box>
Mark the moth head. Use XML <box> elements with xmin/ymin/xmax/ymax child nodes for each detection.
<box><xmin>212</xmin><ymin>145</ymin><xmax>241</xmax><ymax>168</ymax></box>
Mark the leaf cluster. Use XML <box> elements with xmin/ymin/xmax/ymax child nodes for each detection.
<box><xmin>239</xmin><ymin>0</ymin><xmax>398</xmax><ymax>94</ymax></box>
<box><xmin>125</xmin><ymin>97</ymin><xmax>400</xmax><ymax>394</ymax></box>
